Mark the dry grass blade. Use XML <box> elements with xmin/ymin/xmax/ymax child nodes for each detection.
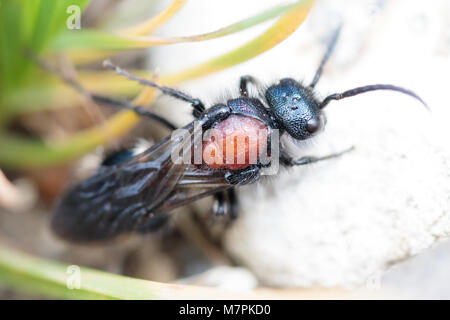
<box><xmin>0</xmin><ymin>245</ymin><xmax>383</xmax><ymax>299</ymax></box>
<box><xmin>119</xmin><ymin>0</ymin><xmax>187</xmax><ymax>36</ymax></box>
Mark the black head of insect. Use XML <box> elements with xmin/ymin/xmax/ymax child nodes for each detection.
<box><xmin>266</xmin><ymin>78</ymin><xmax>325</xmax><ymax>140</ymax></box>
<box><xmin>265</xmin><ymin>78</ymin><xmax>428</xmax><ymax>142</ymax></box>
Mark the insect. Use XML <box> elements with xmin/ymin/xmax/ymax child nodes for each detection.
<box><xmin>50</xmin><ymin>26</ymin><xmax>426</xmax><ymax>242</ymax></box>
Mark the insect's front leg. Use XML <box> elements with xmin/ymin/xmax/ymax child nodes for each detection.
<box><xmin>103</xmin><ymin>61</ymin><xmax>206</xmax><ymax>119</ymax></box>
<box><xmin>136</xmin><ymin>215</ymin><xmax>169</xmax><ymax>233</ymax></box>
<box><xmin>227</xmin><ymin>189</ymin><xmax>239</xmax><ymax>219</ymax></box>
<box><xmin>239</xmin><ymin>75</ymin><xmax>262</xmax><ymax>97</ymax></box>
<box><xmin>212</xmin><ymin>189</ymin><xmax>239</xmax><ymax>218</ymax></box>
<box><xmin>225</xmin><ymin>165</ymin><xmax>260</xmax><ymax>185</ymax></box>
<box><xmin>198</xmin><ymin>104</ymin><xmax>232</xmax><ymax>129</ymax></box>
<box><xmin>281</xmin><ymin>146</ymin><xmax>354</xmax><ymax>166</ymax></box>
<box><xmin>212</xmin><ymin>192</ymin><xmax>227</xmax><ymax>216</ymax></box>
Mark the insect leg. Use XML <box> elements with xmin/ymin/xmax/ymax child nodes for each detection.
<box><xmin>282</xmin><ymin>146</ymin><xmax>354</xmax><ymax>166</ymax></box>
<box><xmin>309</xmin><ymin>23</ymin><xmax>342</xmax><ymax>89</ymax></box>
<box><xmin>227</xmin><ymin>188</ymin><xmax>239</xmax><ymax>219</ymax></box>
<box><xmin>212</xmin><ymin>192</ymin><xmax>227</xmax><ymax>216</ymax></box>
<box><xmin>136</xmin><ymin>215</ymin><xmax>169</xmax><ymax>233</ymax></box>
<box><xmin>239</xmin><ymin>75</ymin><xmax>261</xmax><ymax>97</ymax></box>
<box><xmin>224</xmin><ymin>165</ymin><xmax>260</xmax><ymax>185</ymax></box>
<box><xmin>30</xmin><ymin>54</ymin><xmax>177</xmax><ymax>130</ymax></box>
<box><xmin>212</xmin><ymin>189</ymin><xmax>238</xmax><ymax>218</ymax></box>
<box><xmin>103</xmin><ymin>60</ymin><xmax>206</xmax><ymax>118</ymax></box>
<box><xmin>89</xmin><ymin>94</ymin><xmax>178</xmax><ymax>130</ymax></box>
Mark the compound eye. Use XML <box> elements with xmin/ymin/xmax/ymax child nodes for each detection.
<box><xmin>306</xmin><ymin>116</ymin><xmax>323</xmax><ymax>134</ymax></box>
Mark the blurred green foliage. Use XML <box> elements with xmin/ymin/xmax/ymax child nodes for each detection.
<box><xmin>0</xmin><ymin>0</ymin><xmax>89</xmax><ymax>94</ymax></box>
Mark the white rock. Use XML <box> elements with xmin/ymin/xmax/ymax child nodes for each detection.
<box><xmin>177</xmin><ymin>266</ymin><xmax>258</xmax><ymax>291</ymax></box>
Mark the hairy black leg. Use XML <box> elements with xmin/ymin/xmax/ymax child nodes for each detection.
<box><xmin>212</xmin><ymin>192</ymin><xmax>227</xmax><ymax>216</ymax></box>
<box><xmin>282</xmin><ymin>146</ymin><xmax>354</xmax><ymax>166</ymax></box>
<box><xmin>89</xmin><ymin>94</ymin><xmax>178</xmax><ymax>130</ymax></box>
<box><xmin>211</xmin><ymin>190</ymin><xmax>238</xmax><ymax>219</ymax></box>
<box><xmin>136</xmin><ymin>215</ymin><xmax>169</xmax><ymax>233</ymax></box>
<box><xmin>30</xmin><ymin>54</ymin><xmax>177</xmax><ymax>130</ymax></box>
<box><xmin>197</xmin><ymin>103</ymin><xmax>231</xmax><ymax>130</ymax></box>
<box><xmin>227</xmin><ymin>189</ymin><xmax>239</xmax><ymax>219</ymax></box>
<box><xmin>225</xmin><ymin>165</ymin><xmax>260</xmax><ymax>185</ymax></box>
<box><xmin>239</xmin><ymin>75</ymin><xmax>261</xmax><ymax>97</ymax></box>
<box><xmin>309</xmin><ymin>24</ymin><xmax>342</xmax><ymax>89</ymax></box>
<box><xmin>103</xmin><ymin>60</ymin><xmax>206</xmax><ymax>118</ymax></box>
<box><xmin>211</xmin><ymin>189</ymin><xmax>238</xmax><ymax>218</ymax></box>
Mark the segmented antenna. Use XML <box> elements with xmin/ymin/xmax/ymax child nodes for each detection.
<box><xmin>309</xmin><ymin>23</ymin><xmax>342</xmax><ymax>89</ymax></box>
<box><xmin>320</xmin><ymin>84</ymin><xmax>429</xmax><ymax>110</ymax></box>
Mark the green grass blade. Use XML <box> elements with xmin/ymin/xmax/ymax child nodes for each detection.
<box><xmin>0</xmin><ymin>245</ymin><xmax>158</xmax><ymax>299</ymax></box>
<box><xmin>0</xmin><ymin>0</ymin><xmax>90</xmax><ymax>102</ymax></box>
<box><xmin>0</xmin><ymin>245</ymin><xmax>369</xmax><ymax>299</ymax></box>
<box><xmin>0</xmin><ymin>245</ymin><xmax>252</xmax><ymax>299</ymax></box>
<box><xmin>119</xmin><ymin>0</ymin><xmax>186</xmax><ymax>36</ymax></box>
<box><xmin>50</xmin><ymin>1</ymin><xmax>301</xmax><ymax>50</ymax></box>
<box><xmin>0</xmin><ymin>0</ymin><xmax>24</xmax><ymax>89</ymax></box>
